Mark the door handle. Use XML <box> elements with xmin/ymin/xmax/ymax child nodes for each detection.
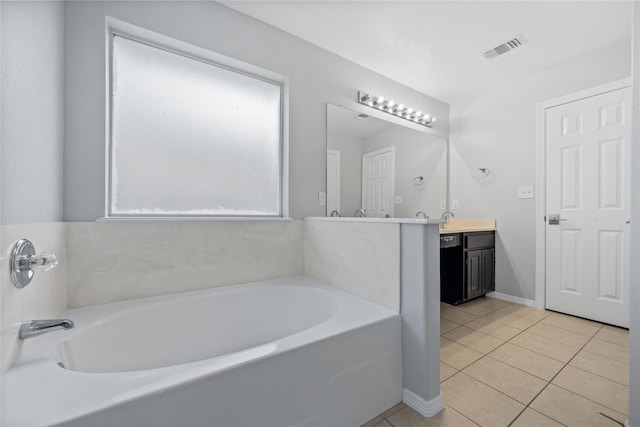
<box><xmin>548</xmin><ymin>214</ymin><xmax>567</xmax><ymax>225</ymax></box>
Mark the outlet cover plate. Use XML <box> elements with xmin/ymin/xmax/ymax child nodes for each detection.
<box><xmin>518</xmin><ymin>185</ymin><xmax>534</xmax><ymax>199</ymax></box>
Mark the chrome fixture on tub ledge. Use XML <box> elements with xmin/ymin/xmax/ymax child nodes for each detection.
<box><xmin>19</xmin><ymin>319</ymin><xmax>74</xmax><ymax>340</ymax></box>
<box><xmin>354</xmin><ymin>208</ymin><xmax>367</xmax><ymax>217</ymax></box>
<box><xmin>10</xmin><ymin>238</ymin><xmax>58</xmax><ymax>288</ymax></box>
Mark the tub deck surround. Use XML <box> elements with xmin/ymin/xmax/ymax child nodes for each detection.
<box><xmin>65</xmin><ymin>220</ymin><xmax>304</xmax><ymax>308</ymax></box>
<box><xmin>306</xmin><ymin>217</ymin><xmax>446</xmax><ymax>225</ymax></box>
<box><xmin>440</xmin><ymin>218</ymin><xmax>496</xmax><ymax>234</ymax></box>
<box><xmin>305</xmin><ymin>217</ymin><xmax>401</xmax><ymax>312</ymax></box>
<box><xmin>305</xmin><ymin>217</ymin><xmax>444</xmax><ymax>417</ymax></box>
<box><xmin>2</xmin><ymin>276</ymin><xmax>402</xmax><ymax>427</ymax></box>
<box><xmin>304</xmin><ymin>217</ymin><xmax>445</xmax><ymax>312</ymax></box>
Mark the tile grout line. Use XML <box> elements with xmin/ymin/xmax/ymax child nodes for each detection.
<box><xmin>506</xmin><ymin>322</ymin><xmax>606</xmax><ymax>427</ymax></box>
<box><xmin>444</xmin><ymin>305</ymin><xmax>552</xmax><ymax>373</ymax></box>
<box><xmin>371</xmin><ymin>302</ymin><xmax>628</xmax><ymax>427</ymax></box>
<box><xmin>543</xmin><ymin>330</ymin><xmax>630</xmax><ymax>420</ymax></box>
<box><xmin>439</xmin><ymin>302</ymin><xmax>628</xmax><ymax>426</ymax></box>
<box><xmin>440</xmin><ymin>305</ymin><xmax>553</xmax><ymax>425</ymax></box>
<box><xmin>566</xmin><ymin>359</ymin><xmax>631</xmax><ymax>387</ymax></box>
<box><xmin>443</xmin><ymin>303</ymin><xmax>601</xmax><ymax>426</ymax></box>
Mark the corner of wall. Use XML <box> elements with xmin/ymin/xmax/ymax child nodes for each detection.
<box><xmin>0</xmin><ymin>223</ymin><xmax>67</xmax><ymax>373</ymax></box>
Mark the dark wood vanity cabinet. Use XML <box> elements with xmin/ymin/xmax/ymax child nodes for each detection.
<box><xmin>441</xmin><ymin>231</ymin><xmax>495</xmax><ymax>305</ymax></box>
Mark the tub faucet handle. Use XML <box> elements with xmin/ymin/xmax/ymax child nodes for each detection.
<box><xmin>10</xmin><ymin>239</ymin><xmax>59</xmax><ymax>288</ymax></box>
<box><xmin>27</xmin><ymin>252</ymin><xmax>58</xmax><ymax>272</ymax></box>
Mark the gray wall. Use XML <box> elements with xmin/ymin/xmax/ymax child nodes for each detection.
<box><xmin>449</xmin><ymin>41</ymin><xmax>631</xmax><ymax>301</ymax></box>
<box><xmin>63</xmin><ymin>1</ymin><xmax>449</xmax><ymax>221</ymax></box>
<box><xmin>628</xmin><ymin>3</ymin><xmax>639</xmax><ymax>424</ymax></box>
<box><xmin>1</xmin><ymin>1</ymin><xmax>64</xmax><ymax>225</ymax></box>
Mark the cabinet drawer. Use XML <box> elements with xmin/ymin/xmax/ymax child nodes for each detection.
<box><xmin>465</xmin><ymin>233</ymin><xmax>495</xmax><ymax>249</ymax></box>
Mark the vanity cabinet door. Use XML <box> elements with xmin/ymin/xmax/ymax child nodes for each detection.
<box><xmin>466</xmin><ymin>250</ymin><xmax>484</xmax><ymax>300</ymax></box>
<box><xmin>465</xmin><ymin>246</ymin><xmax>495</xmax><ymax>299</ymax></box>
<box><xmin>482</xmin><ymin>248</ymin><xmax>495</xmax><ymax>293</ymax></box>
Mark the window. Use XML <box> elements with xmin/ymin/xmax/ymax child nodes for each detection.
<box><xmin>107</xmin><ymin>24</ymin><xmax>287</xmax><ymax>218</ymax></box>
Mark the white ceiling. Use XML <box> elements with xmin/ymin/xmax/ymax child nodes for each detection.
<box><xmin>221</xmin><ymin>0</ymin><xmax>632</xmax><ymax>104</ymax></box>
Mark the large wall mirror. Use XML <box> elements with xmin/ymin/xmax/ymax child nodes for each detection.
<box><xmin>326</xmin><ymin>103</ymin><xmax>447</xmax><ymax>218</ymax></box>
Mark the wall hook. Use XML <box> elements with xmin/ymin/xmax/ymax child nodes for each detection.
<box><xmin>471</xmin><ymin>168</ymin><xmax>491</xmax><ymax>180</ymax></box>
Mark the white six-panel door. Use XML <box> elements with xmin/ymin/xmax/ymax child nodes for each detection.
<box><xmin>362</xmin><ymin>147</ymin><xmax>395</xmax><ymax>218</ymax></box>
<box><xmin>545</xmin><ymin>87</ymin><xmax>631</xmax><ymax>327</ymax></box>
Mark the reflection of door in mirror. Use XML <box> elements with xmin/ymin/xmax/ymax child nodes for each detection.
<box><xmin>362</xmin><ymin>147</ymin><xmax>395</xmax><ymax>218</ymax></box>
<box><xmin>327</xmin><ymin>149</ymin><xmax>341</xmax><ymax>215</ymax></box>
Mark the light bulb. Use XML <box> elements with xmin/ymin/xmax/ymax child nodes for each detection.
<box><xmin>396</xmin><ymin>104</ymin><xmax>404</xmax><ymax>115</ymax></box>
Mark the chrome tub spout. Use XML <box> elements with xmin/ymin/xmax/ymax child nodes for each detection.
<box><xmin>19</xmin><ymin>319</ymin><xmax>74</xmax><ymax>340</ymax></box>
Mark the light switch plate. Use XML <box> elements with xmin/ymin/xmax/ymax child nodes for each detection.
<box><xmin>440</xmin><ymin>200</ymin><xmax>446</xmax><ymax>210</ymax></box>
<box><xmin>394</xmin><ymin>195</ymin><xmax>403</xmax><ymax>204</ymax></box>
<box><xmin>518</xmin><ymin>185</ymin><xmax>534</xmax><ymax>199</ymax></box>
<box><xmin>318</xmin><ymin>192</ymin><xmax>326</xmax><ymax>206</ymax></box>
<box><xmin>452</xmin><ymin>200</ymin><xmax>459</xmax><ymax>210</ymax></box>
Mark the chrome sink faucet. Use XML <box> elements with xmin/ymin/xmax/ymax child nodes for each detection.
<box><xmin>329</xmin><ymin>209</ymin><xmax>342</xmax><ymax>217</ymax></box>
<box><xmin>441</xmin><ymin>211</ymin><xmax>455</xmax><ymax>220</ymax></box>
<box><xmin>416</xmin><ymin>211</ymin><xmax>428</xmax><ymax>219</ymax></box>
<box><xmin>354</xmin><ymin>208</ymin><xmax>367</xmax><ymax>217</ymax></box>
<box><xmin>19</xmin><ymin>319</ymin><xmax>74</xmax><ymax>340</ymax></box>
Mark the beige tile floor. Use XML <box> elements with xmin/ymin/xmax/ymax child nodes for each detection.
<box><xmin>363</xmin><ymin>297</ymin><xmax>630</xmax><ymax>427</ymax></box>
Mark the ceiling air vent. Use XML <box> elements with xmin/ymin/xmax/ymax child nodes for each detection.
<box><xmin>482</xmin><ymin>35</ymin><xmax>527</xmax><ymax>60</ymax></box>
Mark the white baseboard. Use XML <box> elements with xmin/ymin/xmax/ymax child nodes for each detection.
<box><xmin>486</xmin><ymin>291</ymin><xmax>536</xmax><ymax>308</ymax></box>
<box><xmin>402</xmin><ymin>389</ymin><xmax>445</xmax><ymax>417</ymax></box>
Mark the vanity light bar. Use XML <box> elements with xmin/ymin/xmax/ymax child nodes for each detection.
<box><xmin>357</xmin><ymin>91</ymin><xmax>436</xmax><ymax>128</ymax></box>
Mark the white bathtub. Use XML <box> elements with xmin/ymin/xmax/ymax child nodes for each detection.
<box><xmin>2</xmin><ymin>276</ymin><xmax>402</xmax><ymax>427</ymax></box>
